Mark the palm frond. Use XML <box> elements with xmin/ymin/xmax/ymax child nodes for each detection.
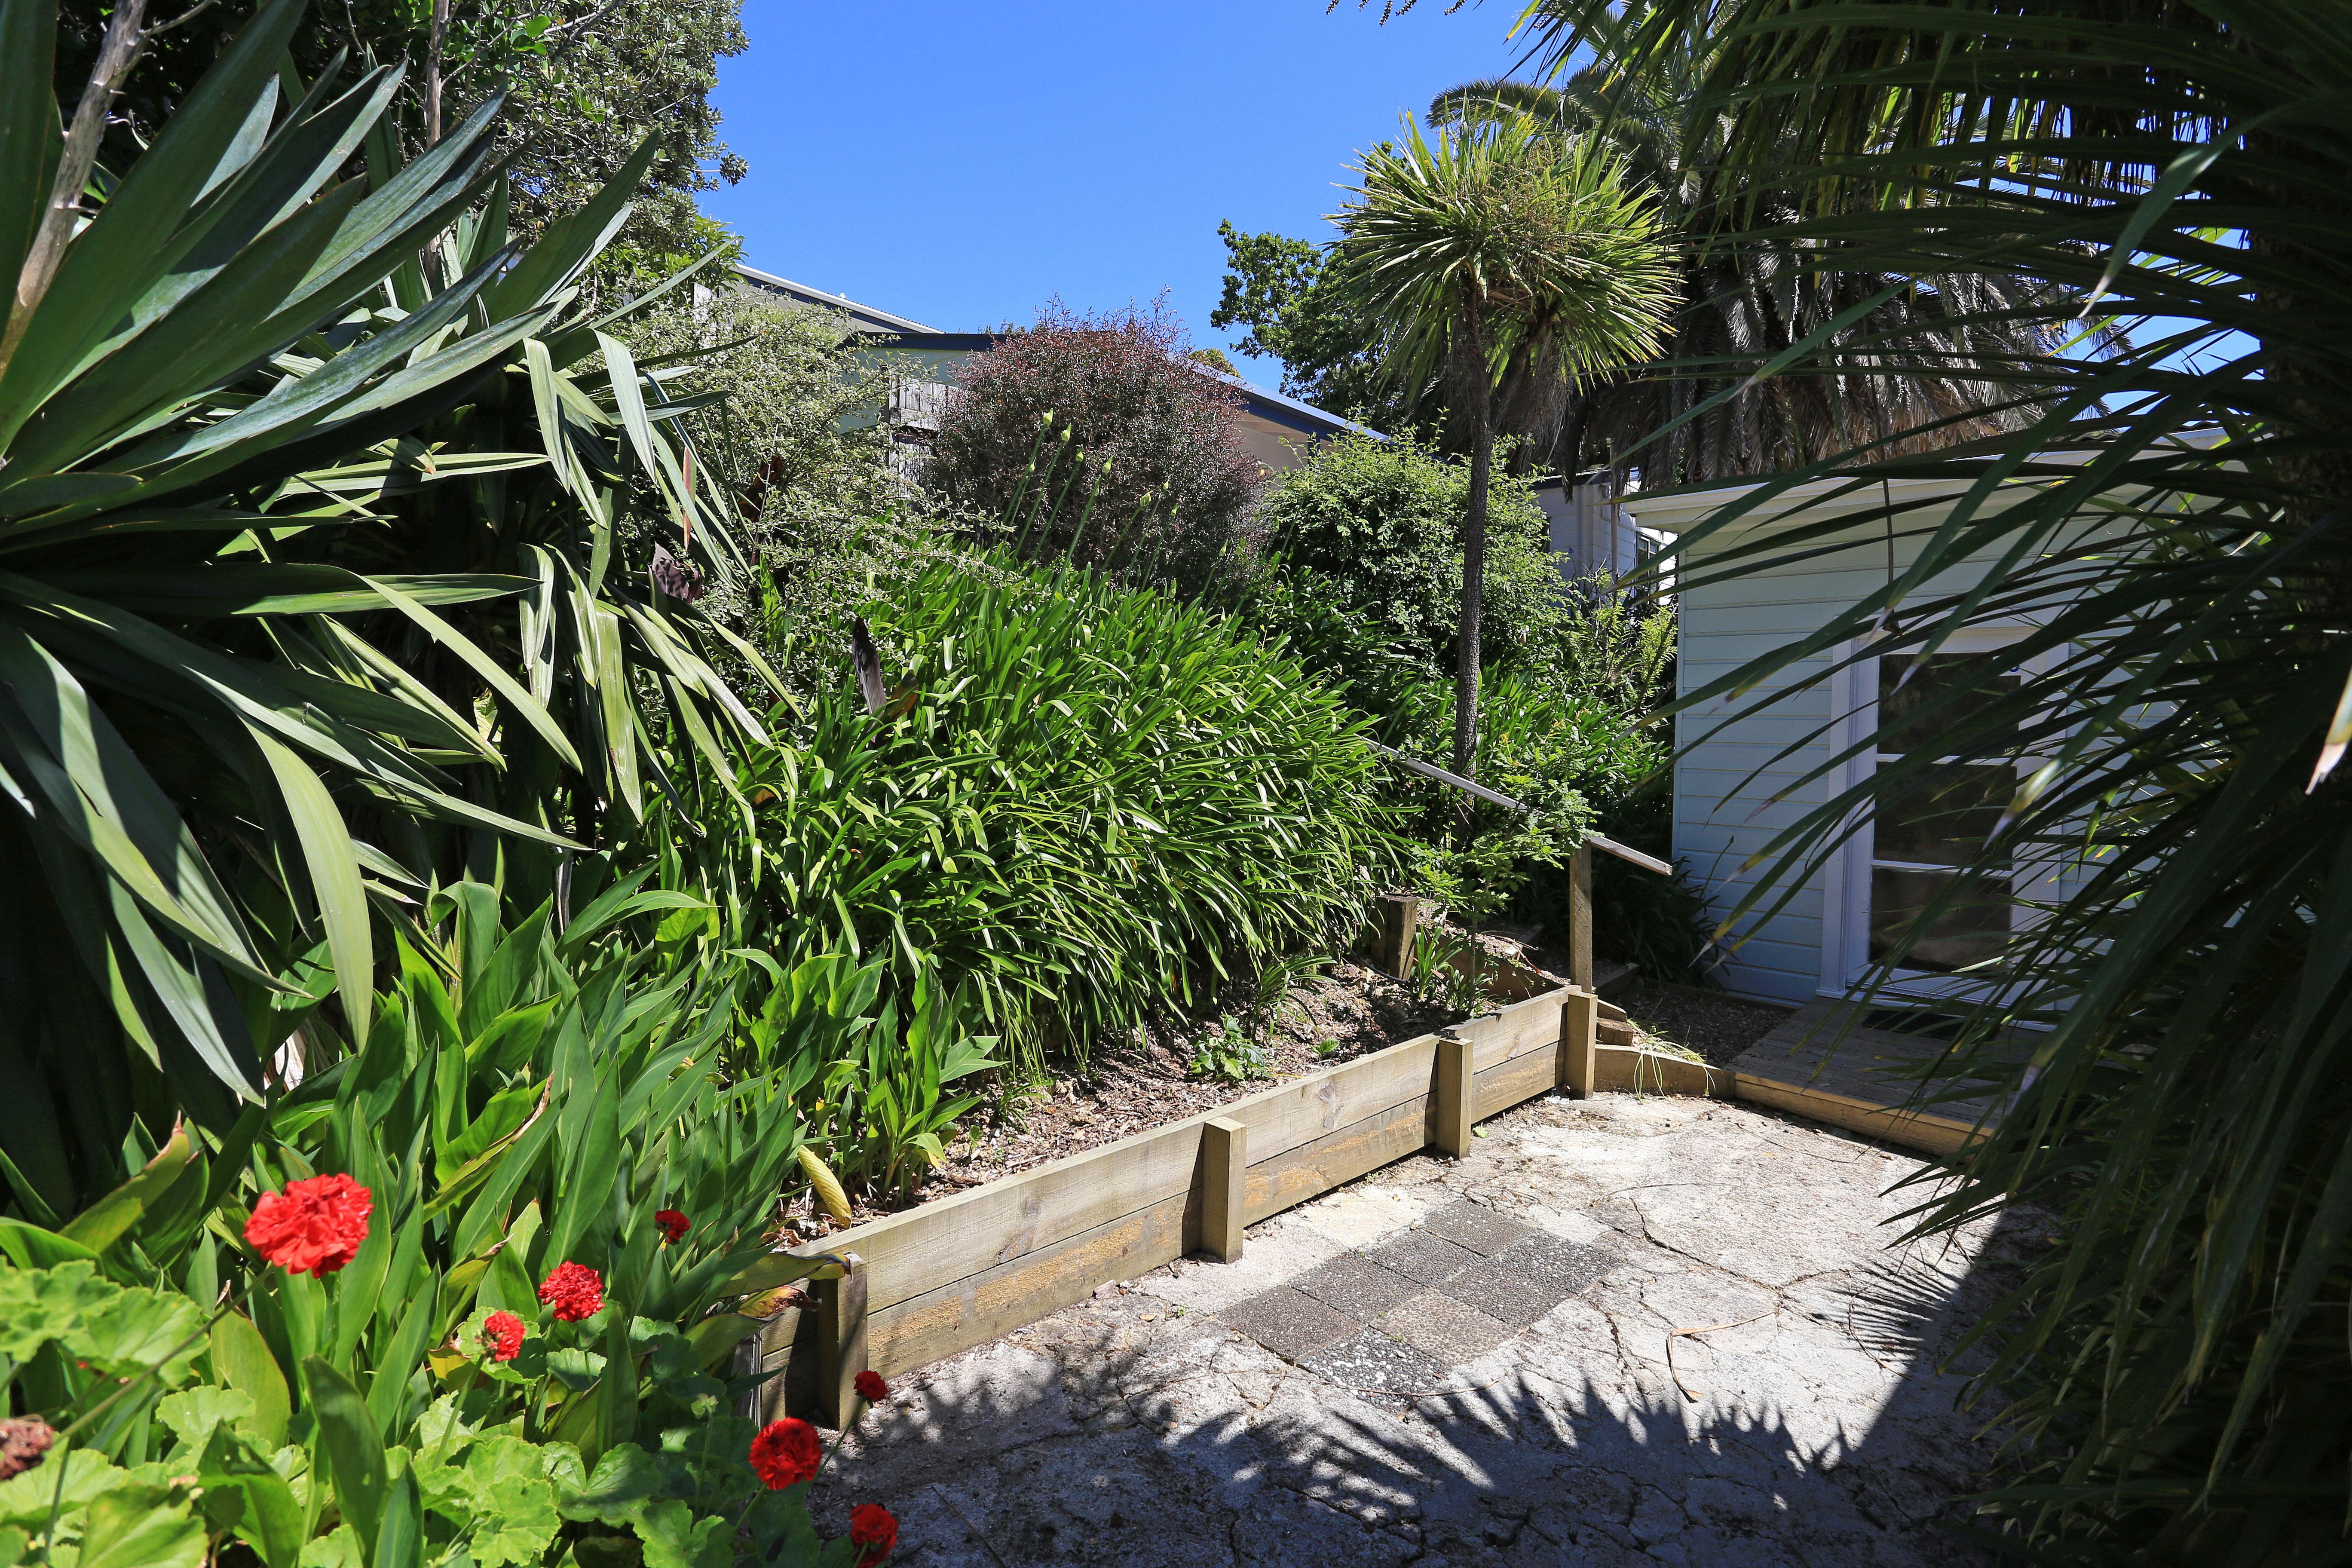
<box><xmin>1584</xmin><ymin>0</ymin><xmax>2352</xmax><ymax>1555</ymax></box>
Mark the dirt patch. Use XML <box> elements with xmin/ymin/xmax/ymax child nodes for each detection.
<box><xmin>1619</xmin><ymin>980</ymin><xmax>1793</xmax><ymax>1067</ymax></box>
<box><xmin>781</xmin><ymin>960</ymin><xmax>1465</xmax><ymax>1237</ymax></box>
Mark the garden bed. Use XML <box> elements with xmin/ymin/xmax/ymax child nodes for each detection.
<box><xmin>783</xmin><ymin>959</ymin><xmax>1470</xmax><ymax>1236</ymax></box>
<box><xmin>1616</xmin><ymin>979</ymin><xmax>1794</xmax><ymax>1067</ymax></box>
<box><xmin>772</xmin><ymin>913</ymin><xmax>1683</xmax><ymax>1244</ymax></box>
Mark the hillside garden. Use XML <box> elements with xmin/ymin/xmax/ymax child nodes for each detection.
<box><xmin>0</xmin><ymin>2</ymin><xmax>1692</xmax><ymax>1563</ymax></box>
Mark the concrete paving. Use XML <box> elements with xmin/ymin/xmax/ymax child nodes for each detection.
<box><xmin>807</xmin><ymin>1090</ymin><xmax>2030</xmax><ymax>1566</ymax></box>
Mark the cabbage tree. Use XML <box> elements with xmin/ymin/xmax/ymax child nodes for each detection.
<box><xmin>1330</xmin><ymin>116</ymin><xmax>1673</xmax><ymax>775</ymax></box>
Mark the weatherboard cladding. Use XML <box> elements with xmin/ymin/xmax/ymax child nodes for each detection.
<box><xmin>1666</xmin><ymin>502</ymin><xmax>2016</xmax><ymax>1004</ymax></box>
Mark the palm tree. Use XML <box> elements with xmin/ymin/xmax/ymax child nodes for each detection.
<box><xmin>1429</xmin><ymin>33</ymin><xmax>2072</xmax><ymax>484</ymax></box>
<box><xmin>1329</xmin><ymin>116</ymin><xmax>1673</xmax><ymax>776</ymax></box>
<box><xmin>1514</xmin><ymin>0</ymin><xmax>2352</xmax><ymax>1556</ymax></box>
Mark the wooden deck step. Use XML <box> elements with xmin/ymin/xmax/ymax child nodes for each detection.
<box><xmin>1727</xmin><ymin>997</ymin><xmax>2026</xmax><ymax>1157</ymax></box>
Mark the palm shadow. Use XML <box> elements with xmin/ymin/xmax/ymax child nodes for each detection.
<box><xmin>802</xmin><ymin>1203</ymin><xmax>2038</xmax><ymax>1568</ymax></box>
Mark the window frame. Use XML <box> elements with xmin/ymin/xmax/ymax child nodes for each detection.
<box><xmin>1818</xmin><ymin>625</ymin><xmax>2060</xmax><ymax>1000</ymax></box>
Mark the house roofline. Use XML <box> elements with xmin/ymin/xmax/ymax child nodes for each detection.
<box><xmin>866</xmin><ymin>331</ymin><xmax>1384</xmax><ymax>442</ymax></box>
<box><xmin>731</xmin><ymin>263</ymin><xmax>938</xmax><ymax>335</ymax></box>
<box><xmin>1628</xmin><ymin>426</ymin><xmax>2230</xmax><ymax>534</ymax></box>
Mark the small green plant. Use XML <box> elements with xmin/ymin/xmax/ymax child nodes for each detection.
<box><xmin>1187</xmin><ymin>1017</ymin><xmax>1272</xmax><ymax>1084</ymax></box>
<box><xmin>1251</xmin><ymin>951</ymin><xmax>1333</xmax><ymax>1044</ymax></box>
<box><xmin>1314</xmin><ymin>1038</ymin><xmax>1343</xmax><ymax>1060</ymax></box>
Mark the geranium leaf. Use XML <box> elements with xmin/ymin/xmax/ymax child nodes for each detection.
<box><xmin>0</xmin><ymin>1259</ymin><xmax>116</xmax><ymax>1360</ymax></box>
<box><xmin>66</xmin><ymin>1286</ymin><xmax>206</xmax><ymax>1381</ymax></box>
<box><xmin>71</xmin><ymin>1483</ymin><xmax>205</xmax><ymax>1568</ymax></box>
<box><xmin>554</xmin><ymin>1439</ymin><xmax>660</xmax><ymax>1527</ymax></box>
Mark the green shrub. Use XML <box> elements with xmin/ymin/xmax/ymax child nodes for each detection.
<box><xmin>1253</xmin><ymin>432</ymin><xmax>1568</xmax><ymax>680</ymax></box>
<box><xmin>735</xmin><ymin>551</ymin><xmax>1393</xmax><ymax>1071</ymax></box>
<box><xmin>1244</xmin><ymin>443</ymin><xmax>1705</xmax><ymax>978</ymax></box>
<box><xmin>926</xmin><ymin>301</ymin><xmax>1261</xmax><ymax>591</ymax></box>
<box><xmin>1360</xmin><ymin>666</ymin><xmax>1710</xmax><ymax>981</ymax></box>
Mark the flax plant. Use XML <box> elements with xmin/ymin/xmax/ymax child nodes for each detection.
<box><xmin>732</xmin><ymin>551</ymin><xmax>1393</xmax><ymax>1075</ymax></box>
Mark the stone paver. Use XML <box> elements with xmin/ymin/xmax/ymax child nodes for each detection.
<box><xmin>1299</xmin><ymin>1326</ymin><xmax>1453</xmax><ymax>1396</ymax></box>
<box><xmin>1213</xmin><ymin>1285</ymin><xmax>1357</xmax><ymax>1362</ymax></box>
<box><xmin>1290</xmin><ymin>1252</ymin><xmax>1421</xmax><ymax>1321</ymax></box>
<box><xmin>1418</xmin><ymin>1196</ymin><xmax>1543</xmax><ymax>1256</ymax></box>
<box><xmin>1366</xmin><ymin>1228</ymin><xmax>1480</xmax><ymax>1286</ymax></box>
<box><xmin>1382</xmin><ymin>1290</ymin><xmax>1513</xmax><ymax>1365</ymax></box>
<box><xmin>811</xmin><ymin>1090</ymin><xmax>2033</xmax><ymax>1566</ymax></box>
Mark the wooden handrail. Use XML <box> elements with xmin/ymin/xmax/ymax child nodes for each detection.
<box><xmin>1360</xmin><ymin>738</ymin><xmax>1674</xmax><ymax>876</ymax></box>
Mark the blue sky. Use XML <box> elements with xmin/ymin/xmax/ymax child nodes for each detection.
<box><xmin>701</xmin><ymin>2</ymin><xmax>1533</xmax><ymax>377</ymax></box>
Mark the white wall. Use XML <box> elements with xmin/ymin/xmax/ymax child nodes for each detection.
<box><xmin>1671</xmin><ymin>525</ymin><xmax>1869</xmax><ymax>1002</ymax></box>
<box><xmin>1645</xmin><ymin>476</ymin><xmax>2039</xmax><ymax>1003</ymax></box>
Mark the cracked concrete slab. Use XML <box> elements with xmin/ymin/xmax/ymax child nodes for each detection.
<box><xmin>808</xmin><ymin>1091</ymin><xmax>2029</xmax><ymax>1566</ymax></box>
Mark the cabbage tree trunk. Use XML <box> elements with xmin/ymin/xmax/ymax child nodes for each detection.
<box><xmin>1452</xmin><ymin>298</ymin><xmax>1493</xmax><ymax>780</ymax></box>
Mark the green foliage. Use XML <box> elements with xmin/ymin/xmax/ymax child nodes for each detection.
<box><xmin>1241</xmin><ymin>437</ymin><xmax>1706</xmax><ymax>978</ymax></box>
<box><xmin>57</xmin><ymin>0</ymin><xmax>750</xmax><ymax>290</ymax></box>
<box><xmin>735</xmin><ymin>549</ymin><xmax>1393</xmax><ymax>1072</ymax></box>
<box><xmin>1528</xmin><ymin>0</ymin><xmax>2352</xmax><ymax>1553</ymax></box>
<box><xmin>612</xmin><ymin>283</ymin><xmax>927</xmax><ymax>673</ymax></box>
<box><xmin>1328</xmin><ymin>116</ymin><xmax>1677</xmax><ymax>441</ymax></box>
<box><xmin>0</xmin><ymin>879</ymin><xmax>888</xmax><ymax>1565</ymax></box>
<box><xmin>1185</xmin><ymin>1017</ymin><xmax>1270</xmax><ymax>1084</ymax></box>
<box><xmin>1553</xmin><ymin>578</ymin><xmax>1675</xmax><ymax>715</ymax></box>
<box><xmin>1427</xmin><ymin>66</ymin><xmax>2064</xmax><ymax>483</ymax></box>
<box><xmin>733</xmin><ymin>952</ymin><xmax>1001</xmax><ymax>1201</ymax></box>
<box><xmin>1255</xmin><ymin>433</ymin><xmax>1570</xmax><ymax>681</ymax></box>
<box><xmin>0</xmin><ymin>8</ymin><xmax>774</xmax><ymax>1219</ymax></box>
<box><xmin>1210</xmin><ymin>221</ymin><xmax>1411</xmax><ymax>429</ymax></box>
<box><xmin>616</xmin><ymin>284</ymin><xmax>900</xmax><ymax>529</ymax></box>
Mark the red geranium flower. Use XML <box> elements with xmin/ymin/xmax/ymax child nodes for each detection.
<box><xmin>244</xmin><ymin>1173</ymin><xmax>372</xmax><ymax>1277</ymax></box>
<box><xmin>854</xmin><ymin>1369</ymin><xmax>888</xmax><ymax>1403</ymax></box>
<box><xmin>480</xmin><ymin>1310</ymin><xmax>525</xmax><ymax>1362</ymax></box>
<box><xmin>748</xmin><ymin>1418</ymin><xmax>823</xmax><ymax>1490</ymax></box>
<box><xmin>537</xmin><ymin>1261</ymin><xmax>604</xmax><ymax>1322</ymax></box>
<box><xmin>654</xmin><ymin>1208</ymin><xmax>689</xmax><ymax>1244</ymax></box>
<box><xmin>848</xmin><ymin>1503</ymin><xmax>899</xmax><ymax>1563</ymax></box>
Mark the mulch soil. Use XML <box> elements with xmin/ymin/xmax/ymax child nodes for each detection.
<box><xmin>1616</xmin><ymin>979</ymin><xmax>1795</xmax><ymax>1067</ymax></box>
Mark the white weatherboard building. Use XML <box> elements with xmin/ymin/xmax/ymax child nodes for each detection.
<box><xmin>1634</xmin><ymin>459</ymin><xmax>2166</xmax><ymax>1006</ymax></box>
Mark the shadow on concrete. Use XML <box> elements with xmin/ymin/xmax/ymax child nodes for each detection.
<box><xmin>802</xmin><ymin>1206</ymin><xmax>2034</xmax><ymax>1568</ymax></box>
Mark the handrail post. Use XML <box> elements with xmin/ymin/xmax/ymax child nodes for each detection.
<box><xmin>1569</xmin><ymin>842</ymin><xmax>1594</xmax><ymax>992</ymax></box>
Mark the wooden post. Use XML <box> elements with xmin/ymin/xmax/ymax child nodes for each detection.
<box><xmin>1568</xmin><ymin>843</ymin><xmax>1594</xmax><ymax>992</ymax></box>
<box><xmin>1374</xmin><ymin>892</ymin><xmax>1418</xmax><ymax>977</ymax></box>
<box><xmin>813</xmin><ymin>1251</ymin><xmax>867</xmax><ymax>1430</ymax></box>
<box><xmin>1560</xmin><ymin>991</ymin><xmax>1599</xmax><ymax>1098</ymax></box>
<box><xmin>1200</xmin><ymin>1117</ymin><xmax>1246</xmax><ymax>1262</ymax></box>
<box><xmin>1434</xmin><ymin>1031</ymin><xmax>1475</xmax><ymax>1155</ymax></box>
